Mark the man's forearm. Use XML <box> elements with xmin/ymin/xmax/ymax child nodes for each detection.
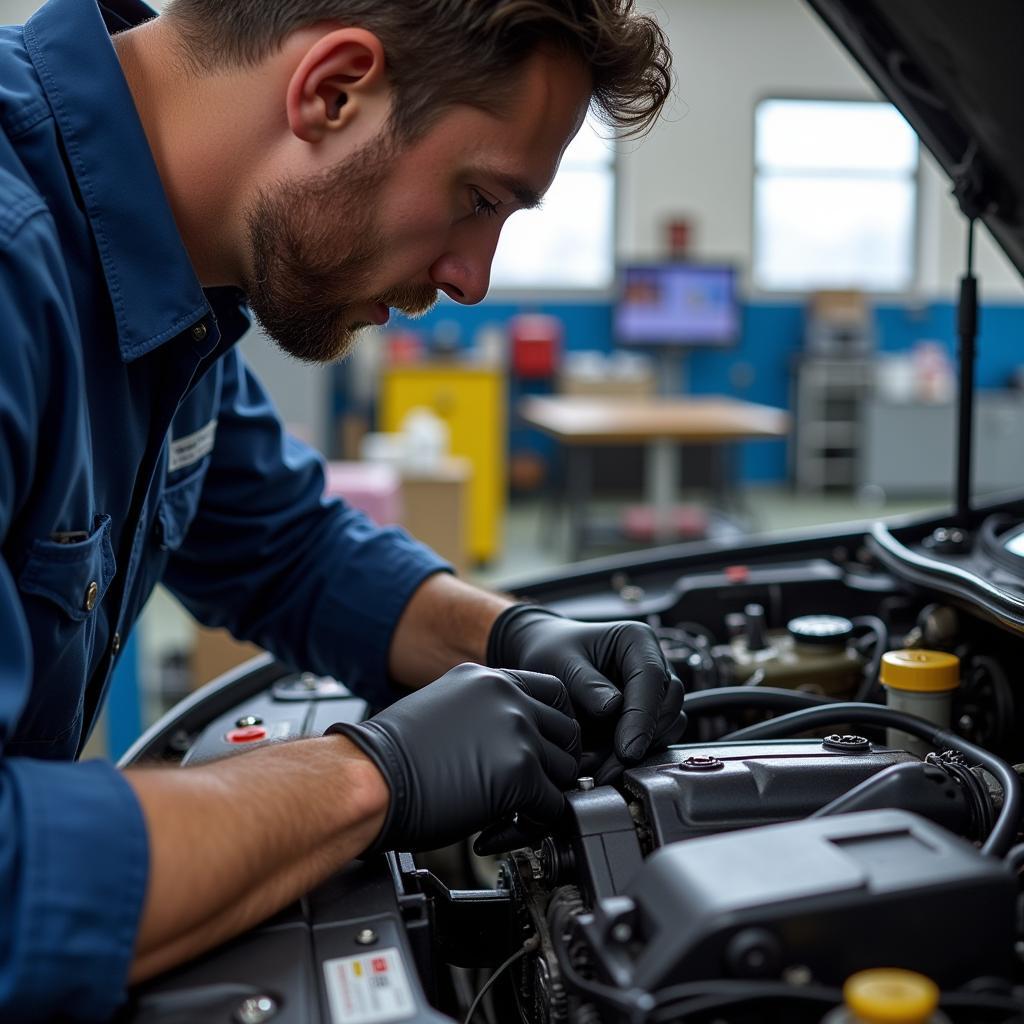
<box><xmin>388</xmin><ymin>573</ymin><xmax>512</xmax><ymax>688</ymax></box>
<box><xmin>126</xmin><ymin>733</ymin><xmax>388</xmax><ymax>982</ymax></box>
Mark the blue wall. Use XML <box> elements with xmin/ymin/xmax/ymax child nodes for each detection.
<box><xmin>380</xmin><ymin>299</ymin><xmax>1024</xmax><ymax>484</ymax></box>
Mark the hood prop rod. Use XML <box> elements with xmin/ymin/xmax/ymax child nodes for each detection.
<box><xmin>955</xmin><ymin>216</ymin><xmax>978</xmax><ymax>527</ymax></box>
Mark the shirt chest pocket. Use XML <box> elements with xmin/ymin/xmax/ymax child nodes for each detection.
<box><xmin>19</xmin><ymin>514</ymin><xmax>116</xmax><ymax>621</ymax></box>
<box><xmin>156</xmin><ymin>456</ymin><xmax>210</xmax><ymax>551</ymax></box>
<box><xmin>15</xmin><ymin>514</ymin><xmax>117</xmax><ymax>746</ymax></box>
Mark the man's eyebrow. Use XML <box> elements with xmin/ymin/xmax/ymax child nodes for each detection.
<box><xmin>480</xmin><ymin>170</ymin><xmax>544</xmax><ymax>210</ymax></box>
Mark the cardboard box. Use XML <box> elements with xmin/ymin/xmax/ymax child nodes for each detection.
<box><xmin>192</xmin><ymin>625</ymin><xmax>264</xmax><ymax>690</ymax></box>
<box><xmin>400</xmin><ymin>457</ymin><xmax>471</xmax><ymax>576</ymax></box>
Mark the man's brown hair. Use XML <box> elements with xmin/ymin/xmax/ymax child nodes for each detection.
<box><xmin>163</xmin><ymin>0</ymin><xmax>672</xmax><ymax>140</ymax></box>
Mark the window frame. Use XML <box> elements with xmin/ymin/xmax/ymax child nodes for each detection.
<box><xmin>749</xmin><ymin>94</ymin><xmax>923</xmax><ymax>301</ymax></box>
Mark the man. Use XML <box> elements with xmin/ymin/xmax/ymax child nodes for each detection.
<box><xmin>0</xmin><ymin>0</ymin><xmax>683</xmax><ymax>1018</ymax></box>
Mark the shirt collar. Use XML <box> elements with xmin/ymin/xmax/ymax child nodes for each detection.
<box><xmin>23</xmin><ymin>0</ymin><xmax>215</xmax><ymax>362</ymax></box>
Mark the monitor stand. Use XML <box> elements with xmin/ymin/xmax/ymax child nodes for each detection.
<box><xmin>647</xmin><ymin>349</ymin><xmax>688</xmax><ymax>542</ymax></box>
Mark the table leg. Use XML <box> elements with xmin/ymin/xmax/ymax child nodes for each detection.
<box><xmin>646</xmin><ymin>440</ymin><xmax>679</xmax><ymax>543</ymax></box>
<box><xmin>539</xmin><ymin>444</ymin><xmax>567</xmax><ymax>551</ymax></box>
<box><xmin>567</xmin><ymin>447</ymin><xmax>592</xmax><ymax>562</ymax></box>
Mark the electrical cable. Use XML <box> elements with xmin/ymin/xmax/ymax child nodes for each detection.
<box><xmin>649</xmin><ymin>981</ymin><xmax>842</xmax><ymax>1022</ymax></box>
<box><xmin>463</xmin><ymin>937</ymin><xmax>538</xmax><ymax>1024</ymax></box>
<box><xmin>721</xmin><ymin>703</ymin><xmax>1022</xmax><ymax>856</ymax></box>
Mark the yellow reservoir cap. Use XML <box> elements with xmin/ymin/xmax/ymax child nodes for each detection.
<box><xmin>880</xmin><ymin>649</ymin><xmax>960</xmax><ymax>693</ymax></box>
<box><xmin>844</xmin><ymin>968</ymin><xmax>940</xmax><ymax>1023</ymax></box>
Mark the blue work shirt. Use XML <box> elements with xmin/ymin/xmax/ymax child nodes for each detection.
<box><xmin>0</xmin><ymin>0</ymin><xmax>451</xmax><ymax>1017</ymax></box>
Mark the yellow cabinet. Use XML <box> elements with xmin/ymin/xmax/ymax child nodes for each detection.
<box><xmin>381</xmin><ymin>363</ymin><xmax>505</xmax><ymax>563</ymax></box>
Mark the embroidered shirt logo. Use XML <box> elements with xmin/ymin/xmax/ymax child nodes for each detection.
<box><xmin>168</xmin><ymin>419</ymin><xmax>218</xmax><ymax>473</ymax></box>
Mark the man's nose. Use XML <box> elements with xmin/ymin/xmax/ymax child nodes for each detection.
<box><xmin>428</xmin><ymin>231</ymin><xmax>501</xmax><ymax>305</ymax></box>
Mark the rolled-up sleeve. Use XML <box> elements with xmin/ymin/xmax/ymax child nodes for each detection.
<box><xmin>163</xmin><ymin>348</ymin><xmax>452</xmax><ymax>705</ymax></box>
<box><xmin>0</xmin><ymin>211</ymin><xmax>150</xmax><ymax>1020</ymax></box>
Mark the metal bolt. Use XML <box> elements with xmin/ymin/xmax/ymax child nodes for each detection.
<box><xmin>577</xmin><ymin>776</ymin><xmax>595</xmax><ymax>791</ymax></box>
<box><xmin>301</xmin><ymin>673</ymin><xmax>319</xmax><ymax>691</ymax></box>
<box><xmin>235</xmin><ymin>995</ymin><xmax>277</xmax><ymax>1024</ymax></box>
<box><xmin>619</xmin><ymin>585</ymin><xmax>645</xmax><ymax>604</ymax></box>
<box><xmin>610</xmin><ymin>921</ymin><xmax>633</xmax><ymax>943</ymax></box>
<box><xmin>822</xmin><ymin>734</ymin><xmax>870</xmax><ymax>753</ymax></box>
<box><xmin>236</xmin><ymin>715</ymin><xmax>263</xmax><ymax>728</ymax></box>
<box><xmin>783</xmin><ymin>965</ymin><xmax>813</xmax><ymax>987</ymax></box>
<box><xmin>355</xmin><ymin>928</ymin><xmax>378</xmax><ymax>946</ymax></box>
<box><xmin>678</xmin><ymin>755</ymin><xmax>725</xmax><ymax>772</ymax></box>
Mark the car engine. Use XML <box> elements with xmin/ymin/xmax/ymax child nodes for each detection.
<box><xmin>119</xmin><ymin>504</ymin><xmax>1024</xmax><ymax>1024</ymax></box>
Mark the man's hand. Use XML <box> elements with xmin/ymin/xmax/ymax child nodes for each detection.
<box><xmin>487</xmin><ymin>605</ymin><xmax>686</xmax><ymax>768</ymax></box>
<box><xmin>328</xmin><ymin>663</ymin><xmax>581</xmax><ymax>854</ymax></box>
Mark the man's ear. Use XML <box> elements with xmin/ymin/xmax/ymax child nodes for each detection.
<box><xmin>286</xmin><ymin>27</ymin><xmax>387</xmax><ymax>144</ymax></box>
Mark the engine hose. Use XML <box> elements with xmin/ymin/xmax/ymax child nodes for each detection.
<box><xmin>722</xmin><ymin>703</ymin><xmax>1022</xmax><ymax>857</ymax></box>
<box><xmin>850</xmin><ymin>615</ymin><xmax>889</xmax><ymax>702</ymax></box>
<box><xmin>1006</xmin><ymin>842</ymin><xmax>1024</xmax><ymax>874</ymax></box>
<box><xmin>683</xmin><ymin>686</ymin><xmax>836</xmax><ymax>716</ymax></box>
<box><xmin>927</xmin><ymin>752</ymin><xmax>995</xmax><ymax>840</ymax></box>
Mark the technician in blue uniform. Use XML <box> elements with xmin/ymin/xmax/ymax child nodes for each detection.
<box><xmin>0</xmin><ymin>0</ymin><xmax>683</xmax><ymax>1017</ymax></box>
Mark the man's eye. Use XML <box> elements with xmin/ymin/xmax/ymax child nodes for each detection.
<box><xmin>471</xmin><ymin>188</ymin><xmax>500</xmax><ymax>218</ymax></box>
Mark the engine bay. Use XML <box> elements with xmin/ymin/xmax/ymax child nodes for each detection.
<box><xmin>118</xmin><ymin>502</ymin><xmax>1024</xmax><ymax>1024</ymax></box>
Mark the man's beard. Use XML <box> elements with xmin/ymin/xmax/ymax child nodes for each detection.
<box><xmin>243</xmin><ymin>132</ymin><xmax>438</xmax><ymax>364</ymax></box>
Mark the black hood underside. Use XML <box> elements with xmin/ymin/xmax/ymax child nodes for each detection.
<box><xmin>807</xmin><ymin>0</ymin><xmax>1024</xmax><ymax>279</ymax></box>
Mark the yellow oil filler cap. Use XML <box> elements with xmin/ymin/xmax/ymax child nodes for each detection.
<box><xmin>880</xmin><ymin>650</ymin><xmax>960</xmax><ymax>693</ymax></box>
<box><xmin>844</xmin><ymin>968</ymin><xmax>940</xmax><ymax>1023</ymax></box>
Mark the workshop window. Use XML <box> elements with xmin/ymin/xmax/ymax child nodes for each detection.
<box><xmin>753</xmin><ymin>99</ymin><xmax>919</xmax><ymax>292</ymax></box>
<box><xmin>489</xmin><ymin>115</ymin><xmax>615</xmax><ymax>292</ymax></box>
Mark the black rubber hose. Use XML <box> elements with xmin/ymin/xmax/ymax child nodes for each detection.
<box><xmin>1006</xmin><ymin>842</ymin><xmax>1024</xmax><ymax>874</ymax></box>
<box><xmin>683</xmin><ymin>686</ymin><xmax>836</xmax><ymax>716</ymax></box>
<box><xmin>722</xmin><ymin>703</ymin><xmax>1022</xmax><ymax>857</ymax></box>
<box><xmin>850</xmin><ymin>615</ymin><xmax>889</xmax><ymax>702</ymax></box>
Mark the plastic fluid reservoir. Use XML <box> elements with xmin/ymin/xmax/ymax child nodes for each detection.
<box><xmin>820</xmin><ymin>968</ymin><xmax>950</xmax><ymax>1024</ymax></box>
<box><xmin>726</xmin><ymin>613</ymin><xmax>865</xmax><ymax>697</ymax></box>
<box><xmin>880</xmin><ymin>649</ymin><xmax>960</xmax><ymax>756</ymax></box>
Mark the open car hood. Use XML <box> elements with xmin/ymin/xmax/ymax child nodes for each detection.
<box><xmin>806</xmin><ymin>0</ymin><xmax>1024</xmax><ymax>278</ymax></box>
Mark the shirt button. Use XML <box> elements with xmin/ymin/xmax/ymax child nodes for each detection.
<box><xmin>191</xmin><ymin>322</ymin><xmax>208</xmax><ymax>342</ymax></box>
<box><xmin>111</xmin><ymin>632</ymin><xmax>122</xmax><ymax>657</ymax></box>
<box><xmin>84</xmin><ymin>580</ymin><xmax>99</xmax><ymax>611</ymax></box>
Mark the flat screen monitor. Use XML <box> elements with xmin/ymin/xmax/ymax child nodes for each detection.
<box><xmin>615</xmin><ymin>263</ymin><xmax>740</xmax><ymax>347</ymax></box>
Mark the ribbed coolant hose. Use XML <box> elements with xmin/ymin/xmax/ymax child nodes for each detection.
<box><xmin>720</xmin><ymin>702</ymin><xmax>1022</xmax><ymax>857</ymax></box>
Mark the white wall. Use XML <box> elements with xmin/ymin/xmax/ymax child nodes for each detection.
<box><xmin>2</xmin><ymin>0</ymin><xmax>45</xmax><ymax>21</ymax></box>
<box><xmin>624</xmin><ymin>0</ymin><xmax>1022</xmax><ymax>299</ymax></box>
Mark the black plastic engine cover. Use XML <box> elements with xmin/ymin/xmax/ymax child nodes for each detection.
<box><xmin>597</xmin><ymin>809</ymin><xmax>1016</xmax><ymax>990</ymax></box>
<box><xmin>622</xmin><ymin>739</ymin><xmax>918</xmax><ymax>847</ymax></box>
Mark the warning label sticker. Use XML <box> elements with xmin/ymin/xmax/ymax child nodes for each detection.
<box><xmin>323</xmin><ymin>947</ymin><xmax>417</xmax><ymax>1024</ymax></box>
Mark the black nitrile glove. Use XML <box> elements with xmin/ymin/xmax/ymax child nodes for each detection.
<box><xmin>326</xmin><ymin>663</ymin><xmax>581</xmax><ymax>856</ymax></box>
<box><xmin>487</xmin><ymin>605</ymin><xmax>687</xmax><ymax>767</ymax></box>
